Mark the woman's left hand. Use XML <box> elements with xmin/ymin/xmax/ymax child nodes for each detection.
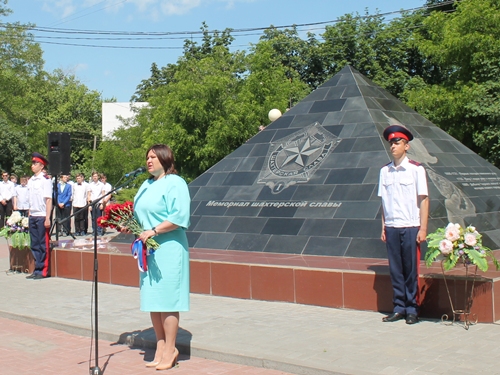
<box><xmin>139</xmin><ymin>229</ymin><xmax>155</xmax><ymax>244</ymax></box>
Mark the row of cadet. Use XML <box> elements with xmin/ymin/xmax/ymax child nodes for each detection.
<box><xmin>0</xmin><ymin>169</ymin><xmax>113</xmax><ymax>237</ymax></box>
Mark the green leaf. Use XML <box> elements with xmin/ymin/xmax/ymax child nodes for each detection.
<box><xmin>424</xmin><ymin>248</ymin><xmax>441</xmax><ymax>268</ymax></box>
<box><xmin>464</xmin><ymin>249</ymin><xmax>488</xmax><ymax>272</ymax></box>
<box><xmin>443</xmin><ymin>252</ymin><xmax>458</xmax><ymax>271</ymax></box>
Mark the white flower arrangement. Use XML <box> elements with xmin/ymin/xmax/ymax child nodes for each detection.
<box><xmin>425</xmin><ymin>223</ymin><xmax>500</xmax><ymax>272</ymax></box>
<box><xmin>0</xmin><ymin>211</ymin><xmax>30</xmax><ymax>249</ymax></box>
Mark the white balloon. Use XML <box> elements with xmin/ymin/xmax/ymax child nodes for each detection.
<box><xmin>268</xmin><ymin>108</ymin><xmax>282</xmax><ymax>122</ymax></box>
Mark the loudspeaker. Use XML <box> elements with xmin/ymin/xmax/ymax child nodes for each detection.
<box><xmin>47</xmin><ymin>132</ymin><xmax>71</xmax><ymax>175</ymax></box>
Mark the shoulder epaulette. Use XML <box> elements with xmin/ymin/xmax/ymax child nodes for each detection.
<box><xmin>408</xmin><ymin>159</ymin><xmax>422</xmax><ymax>166</ymax></box>
<box><xmin>382</xmin><ymin>161</ymin><xmax>392</xmax><ymax>167</ymax></box>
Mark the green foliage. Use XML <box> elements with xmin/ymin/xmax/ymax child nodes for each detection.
<box><xmin>404</xmin><ymin>0</ymin><xmax>500</xmax><ymax>166</ymax></box>
<box><xmin>425</xmin><ymin>224</ymin><xmax>500</xmax><ymax>272</ymax></box>
<box><xmin>92</xmin><ymin>122</ymin><xmax>146</xmax><ymax>185</ymax></box>
<box><xmin>0</xmin><ymin>10</ymin><xmax>102</xmax><ymax>175</ymax></box>
<box><xmin>3</xmin><ymin>1</ymin><xmax>500</xmax><ymax>178</ymax></box>
<box><xmin>114</xmin><ymin>188</ymin><xmax>139</xmax><ymax>204</ymax></box>
<box><xmin>0</xmin><ymin>118</ymin><xmax>29</xmax><ymax>174</ymax></box>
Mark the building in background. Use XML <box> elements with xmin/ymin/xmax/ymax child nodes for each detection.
<box><xmin>101</xmin><ymin>102</ymin><xmax>148</xmax><ymax>139</ymax></box>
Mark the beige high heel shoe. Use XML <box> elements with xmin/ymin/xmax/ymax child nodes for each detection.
<box><xmin>156</xmin><ymin>348</ymin><xmax>179</xmax><ymax>371</ymax></box>
<box><xmin>145</xmin><ymin>361</ymin><xmax>160</xmax><ymax>368</ymax></box>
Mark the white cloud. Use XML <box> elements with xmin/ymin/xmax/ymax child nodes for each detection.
<box><xmin>40</xmin><ymin>0</ymin><xmax>258</xmax><ymax>22</ymax></box>
<box><xmin>160</xmin><ymin>0</ymin><xmax>202</xmax><ymax>16</ymax></box>
<box><xmin>73</xmin><ymin>63</ymin><xmax>89</xmax><ymax>72</ymax></box>
<box><xmin>42</xmin><ymin>0</ymin><xmax>77</xmax><ymax>18</ymax></box>
<box><xmin>129</xmin><ymin>0</ymin><xmax>257</xmax><ymax>17</ymax></box>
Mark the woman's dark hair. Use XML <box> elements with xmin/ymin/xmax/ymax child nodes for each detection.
<box><xmin>146</xmin><ymin>144</ymin><xmax>177</xmax><ymax>175</ymax></box>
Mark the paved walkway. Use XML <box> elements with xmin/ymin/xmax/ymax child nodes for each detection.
<box><xmin>1</xmin><ymin>239</ymin><xmax>500</xmax><ymax>375</ymax></box>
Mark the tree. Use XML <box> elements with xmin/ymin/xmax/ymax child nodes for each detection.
<box><xmin>92</xmin><ymin>118</ymin><xmax>147</xmax><ymax>184</ymax></box>
<box><xmin>138</xmin><ymin>45</ymin><xmax>254</xmax><ymax>180</ymax></box>
<box><xmin>131</xmin><ymin>62</ymin><xmax>177</xmax><ymax>103</ymax></box>
<box><xmin>403</xmin><ymin>0</ymin><xmax>500</xmax><ymax>166</ymax></box>
<box><xmin>258</xmin><ymin>26</ymin><xmax>325</xmax><ymax>91</ymax></box>
<box><xmin>25</xmin><ymin>70</ymin><xmax>102</xmax><ymax>171</ymax></box>
<box><xmin>0</xmin><ymin>118</ymin><xmax>29</xmax><ymax>174</ymax></box>
<box><xmin>319</xmin><ymin>9</ymin><xmax>434</xmax><ymax>97</ymax></box>
<box><xmin>244</xmin><ymin>34</ymin><xmax>310</xmax><ymax>115</ymax></box>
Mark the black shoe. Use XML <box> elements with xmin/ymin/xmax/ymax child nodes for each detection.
<box><xmin>382</xmin><ymin>312</ymin><xmax>405</xmax><ymax>322</ymax></box>
<box><xmin>26</xmin><ymin>273</ymin><xmax>36</xmax><ymax>279</ymax></box>
<box><xmin>32</xmin><ymin>274</ymin><xmax>45</xmax><ymax>280</ymax></box>
<box><xmin>406</xmin><ymin>313</ymin><xmax>419</xmax><ymax>325</ymax></box>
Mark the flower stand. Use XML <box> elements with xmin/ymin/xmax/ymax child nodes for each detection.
<box><xmin>9</xmin><ymin>246</ymin><xmax>35</xmax><ymax>274</ymax></box>
<box><xmin>440</xmin><ymin>260</ymin><xmax>478</xmax><ymax>330</ymax></box>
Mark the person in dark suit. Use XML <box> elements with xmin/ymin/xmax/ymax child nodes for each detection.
<box><xmin>56</xmin><ymin>174</ymin><xmax>72</xmax><ymax>236</ymax></box>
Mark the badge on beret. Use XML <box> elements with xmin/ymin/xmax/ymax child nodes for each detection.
<box><xmin>32</xmin><ymin>152</ymin><xmax>49</xmax><ymax>166</ymax></box>
<box><xmin>383</xmin><ymin>125</ymin><xmax>414</xmax><ymax>142</ymax></box>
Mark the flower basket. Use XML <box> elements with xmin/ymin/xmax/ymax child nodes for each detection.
<box><xmin>425</xmin><ymin>223</ymin><xmax>500</xmax><ymax>329</ymax></box>
<box><xmin>9</xmin><ymin>245</ymin><xmax>34</xmax><ymax>274</ymax></box>
<box><xmin>0</xmin><ymin>211</ymin><xmax>33</xmax><ymax>273</ymax></box>
<box><xmin>0</xmin><ymin>211</ymin><xmax>30</xmax><ymax>248</ymax></box>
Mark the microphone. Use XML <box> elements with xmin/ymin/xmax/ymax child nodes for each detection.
<box><xmin>125</xmin><ymin>167</ymin><xmax>146</xmax><ymax>177</ymax></box>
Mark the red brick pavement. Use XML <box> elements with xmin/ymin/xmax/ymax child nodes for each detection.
<box><xmin>0</xmin><ymin>317</ymin><xmax>292</xmax><ymax>375</ymax></box>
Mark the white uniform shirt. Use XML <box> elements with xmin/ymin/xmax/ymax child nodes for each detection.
<box><xmin>0</xmin><ymin>180</ymin><xmax>16</xmax><ymax>201</ymax></box>
<box><xmin>28</xmin><ymin>173</ymin><xmax>53</xmax><ymax>217</ymax></box>
<box><xmin>72</xmin><ymin>182</ymin><xmax>89</xmax><ymax>208</ymax></box>
<box><xmin>101</xmin><ymin>182</ymin><xmax>112</xmax><ymax>202</ymax></box>
<box><xmin>378</xmin><ymin>157</ymin><xmax>428</xmax><ymax>228</ymax></box>
<box><xmin>15</xmin><ymin>185</ymin><xmax>30</xmax><ymax>210</ymax></box>
<box><xmin>88</xmin><ymin>181</ymin><xmax>104</xmax><ymax>201</ymax></box>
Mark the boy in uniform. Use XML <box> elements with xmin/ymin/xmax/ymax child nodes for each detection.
<box><xmin>378</xmin><ymin>125</ymin><xmax>429</xmax><ymax>324</ymax></box>
<box><xmin>26</xmin><ymin>153</ymin><xmax>53</xmax><ymax>279</ymax></box>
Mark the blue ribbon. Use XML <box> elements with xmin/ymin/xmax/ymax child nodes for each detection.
<box><xmin>131</xmin><ymin>239</ymin><xmax>148</xmax><ymax>272</ymax></box>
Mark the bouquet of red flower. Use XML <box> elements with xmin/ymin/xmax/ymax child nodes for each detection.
<box><xmin>97</xmin><ymin>201</ymin><xmax>159</xmax><ymax>250</ymax></box>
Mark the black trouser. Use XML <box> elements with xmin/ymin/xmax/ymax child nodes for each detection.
<box><xmin>74</xmin><ymin>206</ymin><xmax>86</xmax><ymax>234</ymax></box>
<box><xmin>90</xmin><ymin>205</ymin><xmax>103</xmax><ymax>235</ymax></box>
<box><xmin>0</xmin><ymin>199</ymin><xmax>12</xmax><ymax>227</ymax></box>
<box><xmin>56</xmin><ymin>205</ymin><xmax>71</xmax><ymax>234</ymax></box>
<box><xmin>29</xmin><ymin>216</ymin><xmax>50</xmax><ymax>277</ymax></box>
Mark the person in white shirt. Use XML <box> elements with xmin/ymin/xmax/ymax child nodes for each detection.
<box><xmin>13</xmin><ymin>176</ymin><xmax>30</xmax><ymax>217</ymax></box>
<box><xmin>10</xmin><ymin>173</ymin><xmax>18</xmax><ymax>186</ymax></box>
<box><xmin>87</xmin><ymin>171</ymin><xmax>104</xmax><ymax>236</ymax></box>
<box><xmin>100</xmin><ymin>173</ymin><xmax>113</xmax><ymax>235</ymax></box>
<box><xmin>26</xmin><ymin>153</ymin><xmax>53</xmax><ymax>280</ymax></box>
<box><xmin>379</xmin><ymin>125</ymin><xmax>429</xmax><ymax>325</ymax></box>
<box><xmin>72</xmin><ymin>173</ymin><xmax>89</xmax><ymax>236</ymax></box>
<box><xmin>0</xmin><ymin>171</ymin><xmax>16</xmax><ymax>227</ymax></box>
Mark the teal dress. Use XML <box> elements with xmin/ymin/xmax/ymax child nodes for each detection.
<box><xmin>133</xmin><ymin>174</ymin><xmax>191</xmax><ymax>312</ymax></box>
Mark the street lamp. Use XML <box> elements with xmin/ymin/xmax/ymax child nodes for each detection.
<box><xmin>268</xmin><ymin>108</ymin><xmax>282</xmax><ymax>122</ymax></box>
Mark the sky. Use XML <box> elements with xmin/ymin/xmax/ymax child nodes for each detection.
<box><xmin>5</xmin><ymin>0</ymin><xmax>425</xmax><ymax>102</ymax></box>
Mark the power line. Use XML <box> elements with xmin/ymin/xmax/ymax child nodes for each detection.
<box><xmin>0</xmin><ymin>1</ymin><xmax>459</xmax><ymax>50</ymax></box>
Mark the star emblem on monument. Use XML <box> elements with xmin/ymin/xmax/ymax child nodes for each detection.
<box><xmin>281</xmin><ymin>137</ymin><xmax>320</xmax><ymax>168</ymax></box>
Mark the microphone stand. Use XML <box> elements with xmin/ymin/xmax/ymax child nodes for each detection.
<box><xmin>83</xmin><ymin>173</ymin><xmax>143</xmax><ymax>375</ymax></box>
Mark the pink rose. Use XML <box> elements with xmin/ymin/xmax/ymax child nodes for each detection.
<box><xmin>439</xmin><ymin>239</ymin><xmax>454</xmax><ymax>255</ymax></box>
<box><xmin>464</xmin><ymin>233</ymin><xmax>477</xmax><ymax>247</ymax></box>
<box><xmin>445</xmin><ymin>223</ymin><xmax>460</xmax><ymax>242</ymax></box>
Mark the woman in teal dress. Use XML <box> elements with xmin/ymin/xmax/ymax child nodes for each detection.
<box><xmin>133</xmin><ymin>144</ymin><xmax>190</xmax><ymax>370</ymax></box>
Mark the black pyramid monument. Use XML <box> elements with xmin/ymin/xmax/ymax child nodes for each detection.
<box><xmin>187</xmin><ymin>65</ymin><xmax>500</xmax><ymax>258</ymax></box>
